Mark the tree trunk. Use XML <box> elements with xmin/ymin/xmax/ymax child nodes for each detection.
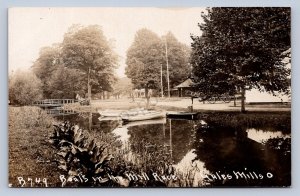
<box><xmin>234</xmin><ymin>95</ymin><xmax>236</xmax><ymax>107</ymax></box>
<box><xmin>241</xmin><ymin>86</ymin><xmax>246</xmax><ymax>113</ymax></box>
<box><xmin>87</xmin><ymin>67</ymin><xmax>91</xmax><ymax>104</ymax></box>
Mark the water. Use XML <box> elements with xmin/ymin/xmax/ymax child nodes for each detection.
<box><xmin>56</xmin><ymin>112</ymin><xmax>291</xmax><ymax>187</ymax></box>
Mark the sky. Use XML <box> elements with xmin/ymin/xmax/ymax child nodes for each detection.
<box><xmin>9</xmin><ymin>7</ymin><xmax>206</xmax><ymax>77</ymax></box>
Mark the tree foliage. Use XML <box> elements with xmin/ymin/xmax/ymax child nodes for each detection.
<box><xmin>47</xmin><ymin>65</ymin><xmax>86</xmax><ymax>99</ymax></box>
<box><xmin>62</xmin><ymin>25</ymin><xmax>118</xmax><ymax>100</ymax></box>
<box><xmin>32</xmin><ymin>25</ymin><xmax>118</xmax><ymax>100</ymax></box>
<box><xmin>162</xmin><ymin>32</ymin><xmax>191</xmax><ymax>88</ymax></box>
<box><xmin>32</xmin><ymin>45</ymin><xmax>62</xmax><ymax>97</ymax></box>
<box><xmin>112</xmin><ymin>77</ymin><xmax>133</xmax><ymax>98</ymax></box>
<box><xmin>32</xmin><ymin>44</ymin><xmax>86</xmax><ymax>99</ymax></box>
<box><xmin>126</xmin><ymin>29</ymin><xmax>164</xmax><ymax>92</ymax></box>
<box><xmin>9</xmin><ymin>70</ymin><xmax>43</xmax><ymax>105</ymax></box>
<box><xmin>126</xmin><ymin>29</ymin><xmax>191</xmax><ymax>98</ymax></box>
<box><xmin>191</xmin><ymin>7</ymin><xmax>291</xmax><ymax>112</ymax></box>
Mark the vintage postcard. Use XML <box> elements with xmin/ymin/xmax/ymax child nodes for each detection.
<box><xmin>8</xmin><ymin>7</ymin><xmax>291</xmax><ymax>188</ymax></box>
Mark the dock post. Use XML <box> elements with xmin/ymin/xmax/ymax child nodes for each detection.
<box><xmin>190</xmin><ymin>97</ymin><xmax>194</xmax><ymax>112</ymax></box>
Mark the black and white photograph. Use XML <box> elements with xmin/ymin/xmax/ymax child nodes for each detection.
<box><xmin>8</xmin><ymin>7</ymin><xmax>291</xmax><ymax>188</ymax></box>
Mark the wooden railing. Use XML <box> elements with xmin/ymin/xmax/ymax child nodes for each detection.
<box><xmin>32</xmin><ymin>99</ymin><xmax>77</xmax><ymax>107</ymax></box>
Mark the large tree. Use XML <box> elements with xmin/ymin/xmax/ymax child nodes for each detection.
<box><xmin>126</xmin><ymin>29</ymin><xmax>164</xmax><ymax>103</ymax></box>
<box><xmin>61</xmin><ymin>25</ymin><xmax>118</xmax><ymax>102</ymax></box>
<box><xmin>32</xmin><ymin>44</ymin><xmax>86</xmax><ymax>99</ymax></box>
<box><xmin>191</xmin><ymin>7</ymin><xmax>291</xmax><ymax>112</ymax></box>
<box><xmin>125</xmin><ymin>29</ymin><xmax>164</xmax><ymax>97</ymax></box>
<box><xmin>126</xmin><ymin>29</ymin><xmax>191</xmax><ymax>103</ymax></box>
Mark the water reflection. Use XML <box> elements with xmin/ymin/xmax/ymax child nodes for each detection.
<box><xmin>116</xmin><ymin>118</ymin><xmax>290</xmax><ymax>186</ymax></box>
<box><xmin>56</xmin><ymin>112</ymin><xmax>119</xmax><ymax>132</ymax></box>
<box><xmin>112</xmin><ymin>127</ymin><xmax>130</xmax><ymax>144</ymax></box>
<box><xmin>194</xmin><ymin>125</ymin><xmax>291</xmax><ymax>186</ymax></box>
<box><xmin>45</xmin><ymin>108</ymin><xmax>77</xmax><ymax>116</ymax></box>
<box><xmin>112</xmin><ymin>118</ymin><xmax>167</xmax><ymax>145</ymax></box>
<box><xmin>56</xmin><ymin>112</ymin><xmax>291</xmax><ymax>187</ymax></box>
<box><xmin>247</xmin><ymin>128</ymin><xmax>291</xmax><ymax>143</ymax></box>
<box><xmin>124</xmin><ymin>119</ymin><xmax>196</xmax><ymax>164</ymax></box>
<box><xmin>174</xmin><ymin>149</ymin><xmax>210</xmax><ymax>187</ymax></box>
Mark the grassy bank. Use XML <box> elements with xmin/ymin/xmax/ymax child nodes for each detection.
<box><xmin>202</xmin><ymin>110</ymin><xmax>291</xmax><ymax>133</ymax></box>
<box><xmin>8</xmin><ymin>106</ymin><xmax>60</xmax><ymax>187</ymax></box>
<box><xmin>8</xmin><ymin>106</ymin><xmax>177</xmax><ymax>187</ymax></box>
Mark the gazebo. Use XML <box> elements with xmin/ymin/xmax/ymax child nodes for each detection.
<box><xmin>174</xmin><ymin>78</ymin><xmax>195</xmax><ymax>97</ymax></box>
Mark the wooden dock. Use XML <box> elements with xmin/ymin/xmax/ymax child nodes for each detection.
<box><xmin>166</xmin><ymin>112</ymin><xmax>199</xmax><ymax>120</ymax></box>
<box><xmin>46</xmin><ymin>109</ymin><xmax>77</xmax><ymax>116</ymax></box>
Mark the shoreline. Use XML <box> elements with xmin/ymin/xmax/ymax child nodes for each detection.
<box><xmin>63</xmin><ymin>97</ymin><xmax>291</xmax><ymax>113</ymax></box>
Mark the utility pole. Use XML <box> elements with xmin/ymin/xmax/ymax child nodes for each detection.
<box><xmin>165</xmin><ymin>37</ymin><xmax>170</xmax><ymax>98</ymax></box>
<box><xmin>169</xmin><ymin>119</ymin><xmax>172</xmax><ymax>160</ymax></box>
<box><xmin>160</xmin><ymin>63</ymin><xmax>164</xmax><ymax>98</ymax></box>
<box><xmin>87</xmin><ymin>66</ymin><xmax>91</xmax><ymax>105</ymax></box>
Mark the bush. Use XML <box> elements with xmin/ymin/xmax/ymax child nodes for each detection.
<box><xmin>49</xmin><ymin>122</ymin><xmax>174</xmax><ymax>187</ymax></box>
<box><xmin>50</xmin><ymin>122</ymin><xmax>118</xmax><ymax>187</ymax></box>
<box><xmin>9</xmin><ymin>70</ymin><xmax>43</xmax><ymax>105</ymax></box>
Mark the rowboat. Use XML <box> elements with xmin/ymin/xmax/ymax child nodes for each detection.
<box><xmin>98</xmin><ymin>108</ymin><xmax>146</xmax><ymax>117</ymax></box>
<box><xmin>98</xmin><ymin>109</ymin><xmax>124</xmax><ymax>117</ymax></box>
<box><xmin>121</xmin><ymin>110</ymin><xmax>166</xmax><ymax>122</ymax></box>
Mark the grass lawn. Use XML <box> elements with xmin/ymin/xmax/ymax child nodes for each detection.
<box><xmin>8</xmin><ymin>106</ymin><xmax>61</xmax><ymax>187</ymax></box>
